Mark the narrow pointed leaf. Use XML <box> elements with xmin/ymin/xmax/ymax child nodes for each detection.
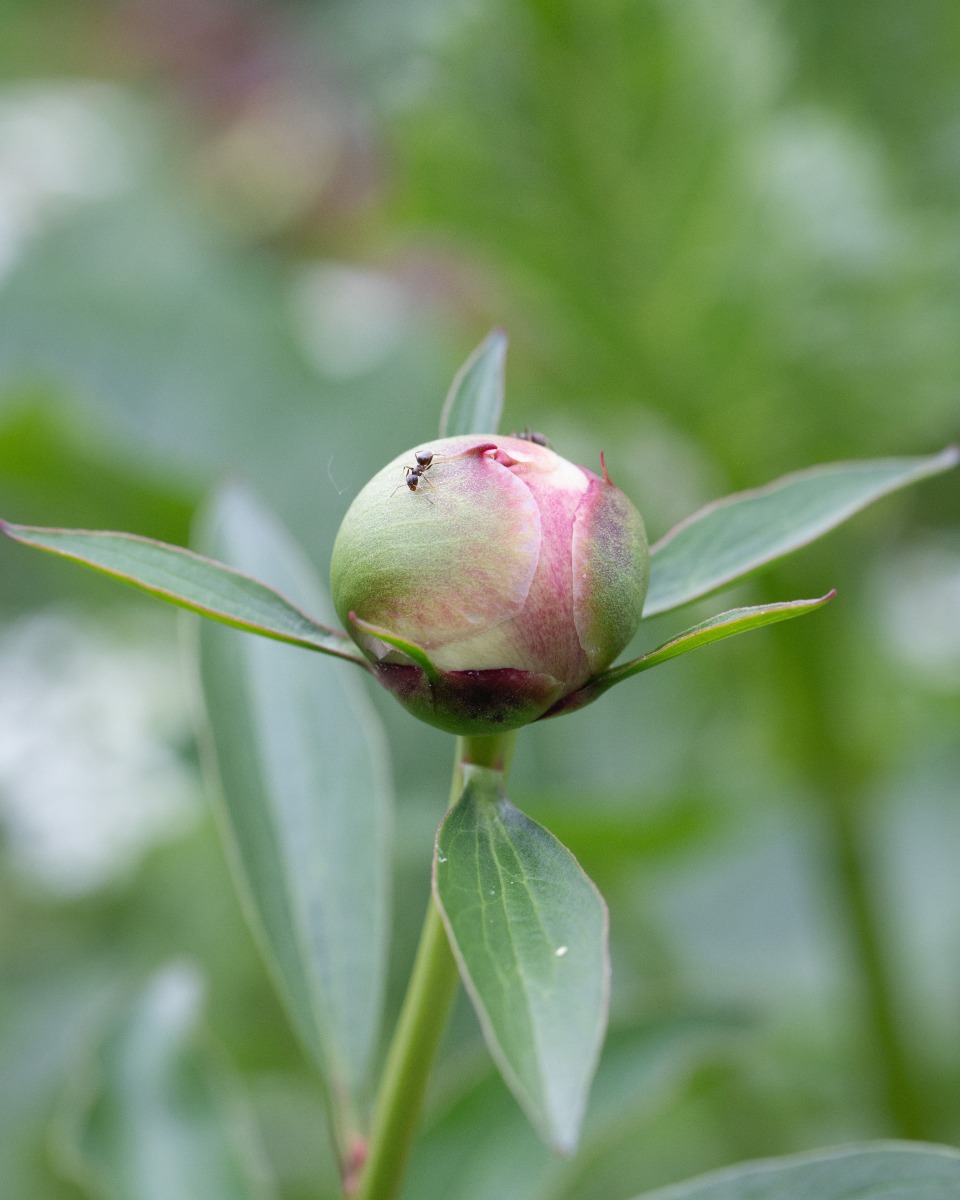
<box><xmin>631</xmin><ymin>1142</ymin><xmax>960</xmax><ymax>1200</ymax></box>
<box><xmin>434</xmin><ymin>764</ymin><xmax>608</xmax><ymax>1154</ymax></box>
<box><xmin>646</xmin><ymin>446</ymin><xmax>959</xmax><ymax>617</ymax></box>
<box><xmin>439</xmin><ymin>329</ymin><xmax>508</xmax><ymax>437</ymax></box>
<box><xmin>348</xmin><ymin>612</ymin><xmax>440</xmax><ymax>681</ymax></box>
<box><xmin>599</xmin><ymin>594</ymin><xmax>834</xmax><ymax>690</ymax></box>
<box><xmin>0</xmin><ymin>520</ymin><xmax>364</xmax><ymax>664</ymax></box>
<box><xmin>545</xmin><ymin>595</ymin><xmax>834</xmax><ymax>718</ymax></box>
<box><xmin>194</xmin><ymin>484</ymin><xmax>392</xmax><ymax>1175</ymax></box>
<box><xmin>54</xmin><ymin>964</ymin><xmax>275</xmax><ymax>1200</ymax></box>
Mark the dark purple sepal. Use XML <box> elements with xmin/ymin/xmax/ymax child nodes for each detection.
<box><xmin>372</xmin><ymin>662</ymin><xmax>566</xmax><ymax>736</ymax></box>
<box><xmin>537</xmin><ymin>678</ymin><xmax>606</xmax><ymax>721</ymax></box>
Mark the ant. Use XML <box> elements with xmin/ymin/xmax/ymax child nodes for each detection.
<box><xmin>511</xmin><ymin>427</ymin><xmax>552</xmax><ymax>448</ymax></box>
<box><xmin>392</xmin><ymin>449</ymin><xmax>439</xmax><ymax>498</ymax></box>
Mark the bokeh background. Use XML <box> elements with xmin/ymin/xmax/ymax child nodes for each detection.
<box><xmin>1</xmin><ymin>1</ymin><xmax>958</xmax><ymax>1197</ymax></box>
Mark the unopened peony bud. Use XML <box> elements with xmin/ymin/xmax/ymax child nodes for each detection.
<box><xmin>330</xmin><ymin>435</ymin><xmax>648</xmax><ymax>735</ymax></box>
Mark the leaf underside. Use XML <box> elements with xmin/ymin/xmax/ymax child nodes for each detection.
<box><xmin>439</xmin><ymin>329</ymin><xmax>508</xmax><ymax>437</ymax></box>
<box><xmin>194</xmin><ymin>484</ymin><xmax>392</xmax><ymax>1169</ymax></box>
<box><xmin>434</xmin><ymin>765</ymin><xmax>609</xmax><ymax>1154</ymax></box>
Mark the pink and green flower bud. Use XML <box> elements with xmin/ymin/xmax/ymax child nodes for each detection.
<box><xmin>330</xmin><ymin>435</ymin><xmax>649</xmax><ymax>735</ymax></box>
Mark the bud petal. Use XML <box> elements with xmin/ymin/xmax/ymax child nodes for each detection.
<box><xmin>572</xmin><ymin>475</ymin><xmax>650</xmax><ymax>673</ymax></box>
<box><xmin>331</xmin><ymin>441</ymin><xmax>540</xmax><ymax>659</ymax></box>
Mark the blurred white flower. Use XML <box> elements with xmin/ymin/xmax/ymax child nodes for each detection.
<box><xmin>0</xmin><ymin>81</ymin><xmax>141</xmax><ymax>278</ymax></box>
<box><xmin>0</xmin><ymin>609</ymin><xmax>199</xmax><ymax>894</ymax></box>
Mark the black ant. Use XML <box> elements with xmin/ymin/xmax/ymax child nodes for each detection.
<box><xmin>511</xmin><ymin>427</ymin><xmax>552</xmax><ymax>448</ymax></box>
<box><xmin>392</xmin><ymin>449</ymin><xmax>439</xmax><ymax>498</ymax></box>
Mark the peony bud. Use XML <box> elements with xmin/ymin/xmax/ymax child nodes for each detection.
<box><xmin>330</xmin><ymin>435</ymin><xmax>648</xmax><ymax>735</ymax></box>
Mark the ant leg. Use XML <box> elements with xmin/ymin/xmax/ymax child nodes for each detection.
<box><xmin>390</xmin><ymin>466</ymin><xmax>418</xmax><ymax>498</ymax></box>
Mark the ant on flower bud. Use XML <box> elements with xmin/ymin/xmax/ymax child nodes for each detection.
<box><xmin>511</xmin><ymin>427</ymin><xmax>551</xmax><ymax>448</ymax></box>
<box><xmin>392</xmin><ymin>449</ymin><xmax>439</xmax><ymax>499</ymax></box>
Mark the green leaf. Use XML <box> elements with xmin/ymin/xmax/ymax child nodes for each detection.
<box><xmin>546</xmin><ymin>595</ymin><xmax>833</xmax><ymax>718</ymax></box>
<box><xmin>439</xmin><ymin>329</ymin><xmax>508</xmax><ymax>437</ymax></box>
<box><xmin>631</xmin><ymin>1143</ymin><xmax>960</xmax><ymax>1200</ymax></box>
<box><xmin>599</xmin><ymin>595</ymin><xmax>833</xmax><ymax>689</ymax></box>
<box><xmin>645</xmin><ymin>447</ymin><xmax>959</xmax><ymax>617</ymax></box>
<box><xmin>348</xmin><ymin>612</ymin><xmax>440</xmax><ymax>681</ymax></box>
<box><xmin>434</xmin><ymin>764</ymin><xmax>608</xmax><ymax>1154</ymax></box>
<box><xmin>0</xmin><ymin>520</ymin><xmax>364</xmax><ymax>664</ymax></box>
<box><xmin>54</xmin><ymin>964</ymin><xmax>275</xmax><ymax>1200</ymax></box>
<box><xmin>193</xmin><ymin>485</ymin><xmax>392</xmax><ymax>1178</ymax></box>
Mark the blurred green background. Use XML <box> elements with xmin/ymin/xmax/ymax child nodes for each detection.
<box><xmin>1</xmin><ymin>1</ymin><xmax>958</xmax><ymax>1197</ymax></box>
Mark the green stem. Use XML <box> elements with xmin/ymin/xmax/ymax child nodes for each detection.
<box><xmin>827</xmin><ymin>782</ymin><xmax>929</xmax><ymax>1137</ymax></box>
<box><xmin>354</xmin><ymin>732</ymin><xmax>516</xmax><ymax>1200</ymax></box>
<box><xmin>353</xmin><ymin>895</ymin><xmax>457</xmax><ymax>1200</ymax></box>
<box><xmin>458</xmin><ymin>730</ymin><xmax>517</xmax><ymax>773</ymax></box>
<box><xmin>778</xmin><ymin>615</ymin><xmax>929</xmax><ymax>1138</ymax></box>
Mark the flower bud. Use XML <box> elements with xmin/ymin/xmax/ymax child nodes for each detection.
<box><xmin>330</xmin><ymin>435</ymin><xmax>648</xmax><ymax>735</ymax></box>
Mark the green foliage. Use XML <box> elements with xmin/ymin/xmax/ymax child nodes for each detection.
<box><xmin>1</xmin><ymin>335</ymin><xmax>955</xmax><ymax>1193</ymax></box>
<box><xmin>631</xmin><ymin>1143</ymin><xmax>960</xmax><ymax>1200</ymax></box>
<box><xmin>0</xmin><ymin>521</ymin><xmax>363</xmax><ymax>663</ymax></box>
<box><xmin>0</xmin><ymin>1</ymin><xmax>958</xmax><ymax>1198</ymax></box>
<box><xmin>54</xmin><ymin>965</ymin><xmax>274</xmax><ymax>1200</ymax></box>
<box><xmin>644</xmin><ymin>450</ymin><xmax>960</xmax><ymax>617</ymax></box>
<box><xmin>348</xmin><ymin>614</ymin><xmax>441</xmax><ymax>680</ymax></box>
<box><xmin>439</xmin><ymin>330</ymin><xmax>508</xmax><ymax>438</ymax></box>
<box><xmin>435</xmin><ymin>764</ymin><xmax>608</xmax><ymax>1153</ymax></box>
<box><xmin>194</xmin><ymin>486</ymin><xmax>393</xmax><ymax>1168</ymax></box>
<box><xmin>568</xmin><ymin>594</ymin><xmax>834</xmax><ymax>712</ymax></box>
<box><xmin>387</xmin><ymin>0</ymin><xmax>960</xmax><ymax>470</ymax></box>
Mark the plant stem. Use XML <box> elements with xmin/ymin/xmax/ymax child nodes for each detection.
<box><xmin>778</xmin><ymin>616</ymin><xmax>929</xmax><ymax>1138</ymax></box>
<box><xmin>459</xmin><ymin>730</ymin><xmax>517</xmax><ymax>773</ymax></box>
<box><xmin>353</xmin><ymin>894</ymin><xmax>458</xmax><ymax>1200</ymax></box>
<box><xmin>827</xmin><ymin>779</ymin><xmax>929</xmax><ymax>1137</ymax></box>
<box><xmin>354</xmin><ymin>731</ymin><xmax>516</xmax><ymax>1200</ymax></box>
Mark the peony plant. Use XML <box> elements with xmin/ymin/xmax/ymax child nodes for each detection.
<box><xmin>2</xmin><ymin>331</ymin><xmax>957</xmax><ymax>1200</ymax></box>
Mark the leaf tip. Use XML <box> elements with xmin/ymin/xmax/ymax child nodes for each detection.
<box><xmin>547</xmin><ymin>1122</ymin><xmax>582</xmax><ymax>1158</ymax></box>
<box><xmin>0</xmin><ymin>519</ymin><xmax>42</xmax><ymax>547</ymax></box>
